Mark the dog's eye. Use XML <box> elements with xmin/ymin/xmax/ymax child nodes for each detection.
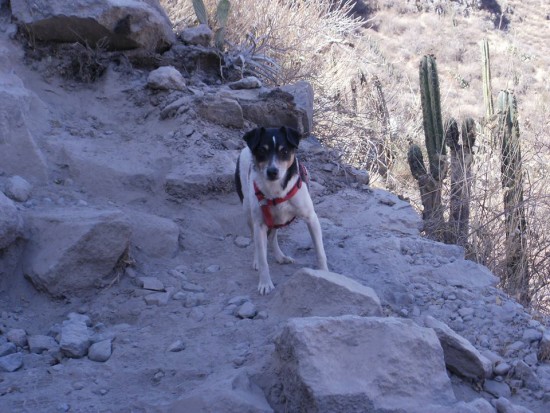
<box><xmin>255</xmin><ymin>147</ymin><xmax>268</xmax><ymax>161</ymax></box>
<box><xmin>279</xmin><ymin>148</ymin><xmax>289</xmax><ymax>156</ymax></box>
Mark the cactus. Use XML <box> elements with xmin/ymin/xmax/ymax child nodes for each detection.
<box><xmin>446</xmin><ymin>117</ymin><xmax>475</xmax><ymax>246</ymax></box>
<box><xmin>192</xmin><ymin>0</ymin><xmax>231</xmax><ymax>50</ymax></box>
<box><xmin>481</xmin><ymin>39</ymin><xmax>494</xmax><ymax>120</ymax></box>
<box><xmin>497</xmin><ymin>90</ymin><xmax>529</xmax><ymax>303</ymax></box>
<box><xmin>409</xmin><ymin>56</ymin><xmax>476</xmax><ymax>245</ymax></box>
<box><xmin>419</xmin><ymin>55</ymin><xmax>447</xmax><ymax>181</ymax></box>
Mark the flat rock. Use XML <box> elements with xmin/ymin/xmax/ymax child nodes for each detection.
<box><xmin>197</xmin><ymin>97</ymin><xmax>244</xmax><ymax>128</ymax></box>
<box><xmin>0</xmin><ymin>342</ymin><xmax>16</xmax><ymax>357</ymax></box>
<box><xmin>424</xmin><ymin>316</ymin><xmax>492</xmax><ymax>380</ymax></box>
<box><xmin>270</xmin><ymin>268</ymin><xmax>382</xmax><ymax>317</ymax></box>
<box><xmin>126</xmin><ymin>210</ymin><xmax>180</xmax><ymax>258</ymax></box>
<box><xmin>229</xmin><ymin>76</ymin><xmax>262</xmax><ymax>90</ymax></box>
<box><xmin>22</xmin><ymin>207</ymin><xmax>131</xmax><ymax>297</ymax></box>
<box><xmin>137</xmin><ymin>276</ymin><xmax>165</xmax><ymax>291</ymax></box>
<box><xmin>484</xmin><ymin>380</ymin><xmax>511</xmax><ymax>398</ymax></box>
<box><xmin>274</xmin><ymin>316</ymin><xmax>456</xmax><ymax>412</ymax></box>
<box><xmin>6</xmin><ymin>328</ymin><xmax>27</xmax><ymax>347</ymax></box>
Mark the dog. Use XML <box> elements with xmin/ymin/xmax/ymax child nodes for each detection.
<box><xmin>235</xmin><ymin>126</ymin><xmax>328</xmax><ymax>295</ymax></box>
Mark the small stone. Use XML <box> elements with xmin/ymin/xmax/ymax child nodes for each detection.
<box><xmin>181</xmin><ymin>280</ymin><xmax>205</xmax><ymax>293</ymax></box>
<box><xmin>522</xmin><ymin>328</ymin><xmax>543</xmax><ymax>343</ymax></box>
<box><xmin>0</xmin><ymin>342</ymin><xmax>16</xmax><ymax>357</ymax></box>
<box><xmin>188</xmin><ymin>308</ymin><xmax>205</xmax><ymax>322</ymax></box>
<box><xmin>514</xmin><ymin>360</ymin><xmax>541</xmax><ymax>391</ymax></box>
<box><xmin>234</xmin><ymin>236</ymin><xmax>251</xmax><ymax>248</ymax></box>
<box><xmin>137</xmin><ymin>276</ymin><xmax>165</xmax><ymax>291</ymax></box>
<box><xmin>73</xmin><ymin>381</ymin><xmax>85</xmax><ymax>390</ymax></box>
<box><xmin>236</xmin><ymin>302</ymin><xmax>257</xmax><ymax>319</ymax></box>
<box><xmin>483</xmin><ymin>379</ymin><xmax>511</xmax><ymax>398</ymax></box>
<box><xmin>228</xmin><ymin>295</ymin><xmax>250</xmax><ymax>306</ymax></box>
<box><xmin>88</xmin><ymin>339</ymin><xmax>112</xmax><ymax>362</ymax></box>
<box><xmin>0</xmin><ymin>352</ymin><xmax>23</xmax><ymax>372</ymax></box>
<box><xmin>60</xmin><ymin>318</ymin><xmax>91</xmax><ymax>358</ymax></box>
<box><xmin>182</xmin><ymin>293</ymin><xmax>207</xmax><ymax>308</ymax></box>
<box><xmin>524</xmin><ymin>352</ymin><xmax>538</xmax><ymax>366</ymax></box>
<box><xmin>167</xmin><ymin>340</ymin><xmax>186</xmax><ymax>352</ymax></box>
<box><xmin>494</xmin><ymin>362</ymin><xmax>511</xmax><ymax>376</ymax></box>
<box><xmin>458</xmin><ymin>307</ymin><xmax>474</xmax><ymax>318</ymax></box>
<box><xmin>256</xmin><ymin>311</ymin><xmax>268</xmax><ymax>320</ymax></box>
<box><xmin>144</xmin><ymin>291</ymin><xmax>172</xmax><ymax>306</ymax></box>
<box><xmin>205</xmin><ymin>264</ymin><xmax>220</xmax><ymax>273</ymax></box>
<box><xmin>6</xmin><ymin>328</ymin><xmax>27</xmax><ymax>347</ymax></box>
<box><xmin>147</xmin><ymin>66</ymin><xmax>186</xmax><ymax>91</ymax></box>
<box><xmin>228</xmin><ymin>76</ymin><xmax>262</xmax><ymax>90</ymax></box>
<box><xmin>5</xmin><ymin>175</ymin><xmax>32</xmax><ymax>202</ymax></box>
<box><xmin>28</xmin><ymin>335</ymin><xmax>59</xmax><ymax>354</ymax></box>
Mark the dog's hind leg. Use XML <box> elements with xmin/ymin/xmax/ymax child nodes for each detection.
<box><xmin>269</xmin><ymin>229</ymin><xmax>294</xmax><ymax>264</ymax></box>
<box><xmin>305</xmin><ymin>213</ymin><xmax>328</xmax><ymax>271</ymax></box>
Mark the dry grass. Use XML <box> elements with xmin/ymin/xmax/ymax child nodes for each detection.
<box><xmin>160</xmin><ymin>0</ymin><xmax>550</xmax><ymax>313</ymax></box>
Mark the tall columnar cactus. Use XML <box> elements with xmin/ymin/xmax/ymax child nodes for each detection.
<box><xmin>409</xmin><ymin>55</ymin><xmax>476</xmax><ymax>245</ymax></box>
<box><xmin>192</xmin><ymin>0</ymin><xmax>231</xmax><ymax>50</ymax></box>
<box><xmin>497</xmin><ymin>90</ymin><xmax>529</xmax><ymax>303</ymax></box>
<box><xmin>419</xmin><ymin>55</ymin><xmax>447</xmax><ymax>181</ymax></box>
<box><xmin>481</xmin><ymin>39</ymin><xmax>494</xmax><ymax>120</ymax></box>
<box><xmin>445</xmin><ymin>117</ymin><xmax>476</xmax><ymax>247</ymax></box>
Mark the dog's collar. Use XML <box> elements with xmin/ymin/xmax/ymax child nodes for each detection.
<box><xmin>253</xmin><ymin>163</ymin><xmax>308</xmax><ymax>229</ymax></box>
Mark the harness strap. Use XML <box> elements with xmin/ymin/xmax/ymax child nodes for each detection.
<box><xmin>254</xmin><ymin>171</ymin><xmax>305</xmax><ymax>229</ymax></box>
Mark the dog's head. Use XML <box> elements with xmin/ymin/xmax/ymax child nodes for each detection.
<box><xmin>243</xmin><ymin>126</ymin><xmax>301</xmax><ymax>182</ymax></box>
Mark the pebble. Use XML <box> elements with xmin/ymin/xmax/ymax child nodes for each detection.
<box><xmin>205</xmin><ymin>264</ymin><xmax>221</xmax><ymax>273</ymax></box>
<box><xmin>236</xmin><ymin>302</ymin><xmax>257</xmax><ymax>319</ymax></box>
<box><xmin>234</xmin><ymin>236</ymin><xmax>251</xmax><ymax>248</ymax></box>
<box><xmin>494</xmin><ymin>362</ymin><xmax>512</xmax><ymax>376</ymax></box>
<box><xmin>228</xmin><ymin>295</ymin><xmax>250</xmax><ymax>306</ymax></box>
<box><xmin>144</xmin><ymin>287</ymin><xmax>175</xmax><ymax>306</ymax></box>
<box><xmin>0</xmin><ymin>342</ymin><xmax>16</xmax><ymax>357</ymax></box>
<box><xmin>5</xmin><ymin>175</ymin><xmax>32</xmax><ymax>202</ymax></box>
<box><xmin>7</xmin><ymin>328</ymin><xmax>27</xmax><ymax>347</ymax></box>
<box><xmin>167</xmin><ymin>340</ymin><xmax>186</xmax><ymax>352</ymax></box>
<box><xmin>28</xmin><ymin>335</ymin><xmax>59</xmax><ymax>354</ymax></box>
<box><xmin>0</xmin><ymin>352</ymin><xmax>23</xmax><ymax>372</ymax></box>
<box><xmin>188</xmin><ymin>308</ymin><xmax>205</xmax><ymax>322</ymax></box>
<box><xmin>88</xmin><ymin>339</ymin><xmax>112</xmax><ymax>362</ymax></box>
<box><xmin>137</xmin><ymin>276</ymin><xmax>165</xmax><ymax>291</ymax></box>
<box><xmin>181</xmin><ymin>281</ymin><xmax>205</xmax><ymax>293</ymax></box>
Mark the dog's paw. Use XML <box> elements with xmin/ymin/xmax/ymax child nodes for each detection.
<box><xmin>275</xmin><ymin>255</ymin><xmax>295</xmax><ymax>265</ymax></box>
<box><xmin>258</xmin><ymin>280</ymin><xmax>275</xmax><ymax>295</ymax></box>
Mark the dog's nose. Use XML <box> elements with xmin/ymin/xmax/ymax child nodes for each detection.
<box><xmin>266</xmin><ymin>167</ymin><xmax>279</xmax><ymax>180</ymax></box>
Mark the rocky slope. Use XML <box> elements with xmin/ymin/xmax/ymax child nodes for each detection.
<box><xmin>0</xmin><ymin>2</ymin><xmax>549</xmax><ymax>412</ymax></box>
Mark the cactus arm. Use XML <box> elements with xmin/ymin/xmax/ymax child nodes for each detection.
<box><xmin>192</xmin><ymin>0</ymin><xmax>209</xmax><ymax>25</ymax></box>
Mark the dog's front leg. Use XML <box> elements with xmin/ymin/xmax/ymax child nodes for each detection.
<box><xmin>253</xmin><ymin>223</ymin><xmax>274</xmax><ymax>294</ymax></box>
<box><xmin>305</xmin><ymin>212</ymin><xmax>328</xmax><ymax>271</ymax></box>
<box><xmin>269</xmin><ymin>229</ymin><xmax>295</xmax><ymax>265</ymax></box>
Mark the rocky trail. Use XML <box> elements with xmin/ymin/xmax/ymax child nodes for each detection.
<box><xmin>0</xmin><ymin>2</ymin><xmax>549</xmax><ymax>413</ymax></box>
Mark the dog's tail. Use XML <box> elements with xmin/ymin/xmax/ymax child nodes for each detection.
<box><xmin>235</xmin><ymin>153</ymin><xmax>244</xmax><ymax>203</ymax></box>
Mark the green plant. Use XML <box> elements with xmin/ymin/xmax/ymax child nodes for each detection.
<box><xmin>192</xmin><ymin>0</ymin><xmax>231</xmax><ymax>50</ymax></box>
<box><xmin>408</xmin><ymin>55</ymin><xmax>476</xmax><ymax>245</ymax></box>
<box><xmin>497</xmin><ymin>90</ymin><xmax>529</xmax><ymax>304</ymax></box>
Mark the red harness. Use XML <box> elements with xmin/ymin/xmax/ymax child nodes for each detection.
<box><xmin>253</xmin><ymin>164</ymin><xmax>308</xmax><ymax>229</ymax></box>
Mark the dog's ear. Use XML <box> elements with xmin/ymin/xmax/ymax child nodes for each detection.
<box><xmin>243</xmin><ymin>127</ymin><xmax>264</xmax><ymax>151</ymax></box>
<box><xmin>280</xmin><ymin>126</ymin><xmax>301</xmax><ymax>148</ymax></box>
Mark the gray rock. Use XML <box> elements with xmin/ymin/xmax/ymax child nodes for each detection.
<box><xmin>229</xmin><ymin>76</ymin><xmax>262</xmax><ymax>90</ymax></box>
<box><xmin>5</xmin><ymin>175</ymin><xmax>32</xmax><ymax>202</ymax></box>
<box><xmin>424</xmin><ymin>316</ymin><xmax>492</xmax><ymax>380</ymax></box>
<box><xmin>22</xmin><ymin>207</ymin><xmax>131</xmax><ymax>297</ymax></box>
<box><xmin>484</xmin><ymin>380</ymin><xmax>511</xmax><ymax>398</ymax></box>
<box><xmin>10</xmin><ymin>0</ymin><xmax>175</xmax><ymax>52</ymax></box>
<box><xmin>494</xmin><ymin>362</ymin><xmax>512</xmax><ymax>376</ymax></box>
<box><xmin>522</xmin><ymin>328</ymin><xmax>543</xmax><ymax>343</ymax></box>
<box><xmin>167</xmin><ymin>340</ymin><xmax>186</xmax><ymax>352</ymax></box>
<box><xmin>513</xmin><ymin>360</ymin><xmax>541</xmax><ymax>391</ymax></box>
<box><xmin>144</xmin><ymin>288</ymin><xmax>175</xmax><ymax>306</ymax></box>
<box><xmin>6</xmin><ymin>328</ymin><xmax>27</xmax><ymax>347</ymax></box>
<box><xmin>60</xmin><ymin>318</ymin><xmax>91</xmax><ymax>358</ymax></box>
<box><xmin>178</xmin><ymin>292</ymin><xmax>207</xmax><ymax>308</ymax></box>
<box><xmin>126</xmin><ymin>210</ymin><xmax>180</xmax><ymax>258</ymax></box>
<box><xmin>147</xmin><ymin>66</ymin><xmax>186</xmax><ymax>91</ymax></box>
<box><xmin>234</xmin><ymin>236</ymin><xmax>251</xmax><ymax>248</ymax></box>
<box><xmin>181</xmin><ymin>280</ymin><xmax>205</xmax><ymax>293</ymax></box>
<box><xmin>274</xmin><ymin>316</ymin><xmax>456</xmax><ymax>412</ymax></box>
<box><xmin>495</xmin><ymin>397</ymin><xmax>535</xmax><ymax>413</ymax></box>
<box><xmin>280</xmin><ymin>81</ymin><xmax>314</xmax><ymax>134</ymax></box>
<box><xmin>179</xmin><ymin>23</ymin><xmax>213</xmax><ymax>46</ymax></box>
<box><xmin>188</xmin><ymin>308</ymin><xmax>205</xmax><ymax>322</ymax></box>
<box><xmin>197</xmin><ymin>97</ymin><xmax>244</xmax><ymax>128</ymax></box>
<box><xmin>0</xmin><ymin>341</ymin><xmax>16</xmax><ymax>357</ymax></box>
<box><xmin>236</xmin><ymin>302</ymin><xmax>257</xmax><ymax>319</ymax></box>
<box><xmin>88</xmin><ymin>339</ymin><xmax>112</xmax><ymax>362</ymax></box>
<box><xmin>28</xmin><ymin>335</ymin><xmax>59</xmax><ymax>354</ymax></box>
<box><xmin>0</xmin><ymin>352</ymin><xmax>23</xmax><ymax>372</ymax></box>
<box><xmin>271</xmin><ymin>268</ymin><xmax>382</xmax><ymax>318</ymax></box>
<box><xmin>137</xmin><ymin>276</ymin><xmax>165</xmax><ymax>291</ymax></box>
<box><xmin>0</xmin><ymin>191</ymin><xmax>24</xmax><ymax>249</ymax></box>
<box><xmin>228</xmin><ymin>295</ymin><xmax>250</xmax><ymax>306</ymax></box>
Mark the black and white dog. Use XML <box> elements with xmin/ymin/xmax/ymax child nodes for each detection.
<box><xmin>235</xmin><ymin>126</ymin><xmax>328</xmax><ymax>295</ymax></box>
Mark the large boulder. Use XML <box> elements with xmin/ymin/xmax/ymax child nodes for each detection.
<box><xmin>274</xmin><ymin>316</ymin><xmax>457</xmax><ymax>412</ymax></box>
<box><xmin>125</xmin><ymin>210</ymin><xmax>179</xmax><ymax>258</ymax></box>
<box><xmin>269</xmin><ymin>268</ymin><xmax>382</xmax><ymax>317</ymax></box>
<box><xmin>0</xmin><ymin>192</ymin><xmax>24</xmax><ymax>250</ymax></box>
<box><xmin>22</xmin><ymin>207</ymin><xmax>131</xmax><ymax>297</ymax></box>
<box><xmin>10</xmin><ymin>0</ymin><xmax>175</xmax><ymax>52</ymax></box>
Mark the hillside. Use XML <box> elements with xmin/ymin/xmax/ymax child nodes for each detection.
<box><xmin>1</xmin><ymin>1</ymin><xmax>549</xmax><ymax>412</ymax></box>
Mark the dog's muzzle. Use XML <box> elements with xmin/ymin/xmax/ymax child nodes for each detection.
<box><xmin>266</xmin><ymin>167</ymin><xmax>279</xmax><ymax>180</ymax></box>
